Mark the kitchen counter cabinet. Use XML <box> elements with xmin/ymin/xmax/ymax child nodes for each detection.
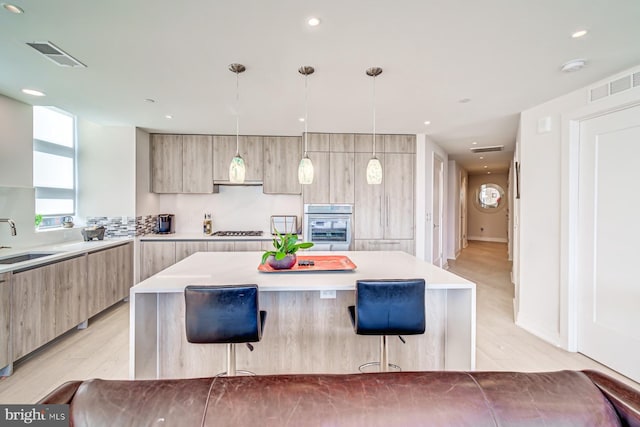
<box><xmin>207</xmin><ymin>241</ymin><xmax>235</xmax><ymax>252</ymax></box>
<box><xmin>140</xmin><ymin>241</ymin><xmax>176</xmax><ymax>281</ymax></box>
<box><xmin>151</xmin><ymin>134</ymin><xmax>182</xmax><ymax>193</ymax></box>
<box><xmin>87</xmin><ymin>243</ymin><xmax>133</xmax><ymax>319</ymax></box>
<box><xmin>212</xmin><ymin>135</ymin><xmax>263</xmax><ymax>183</ymax></box>
<box><xmin>0</xmin><ymin>273</ymin><xmax>10</xmax><ymax>373</ymax></box>
<box><xmin>12</xmin><ymin>255</ymin><xmax>87</xmax><ymax>360</ymax></box>
<box><xmin>182</xmin><ymin>135</ymin><xmax>214</xmax><ymax>193</ymax></box>
<box><xmin>263</xmin><ymin>136</ymin><xmax>302</xmax><ymax>194</ymax></box>
<box><xmin>129</xmin><ymin>251</ymin><xmax>476</xmax><ymax>379</ymax></box>
<box><xmin>207</xmin><ymin>241</ymin><xmax>261</xmax><ymax>252</ymax></box>
<box><xmin>176</xmin><ymin>241</ymin><xmax>207</xmax><ymax>263</ymax></box>
<box><xmin>354</xmin><ymin>239</ymin><xmax>414</xmax><ymax>255</ymax></box>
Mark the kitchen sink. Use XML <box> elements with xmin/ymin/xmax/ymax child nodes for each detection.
<box><xmin>0</xmin><ymin>252</ymin><xmax>60</xmax><ymax>264</ymax></box>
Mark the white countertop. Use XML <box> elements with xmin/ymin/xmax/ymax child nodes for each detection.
<box><xmin>139</xmin><ymin>232</ymin><xmax>279</xmax><ymax>242</ymax></box>
<box><xmin>0</xmin><ymin>238</ymin><xmax>133</xmax><ymax>274</ymax></box>
<box><xmin>132</xmin><ymin>250</ymin><xmax>474</xmax><ymax>293</ymax></box>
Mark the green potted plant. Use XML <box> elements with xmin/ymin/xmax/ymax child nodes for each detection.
<box><xmin>261</xmin><ymin>231</ymin><xmax>313</xmax><ymax>270</ymax></box>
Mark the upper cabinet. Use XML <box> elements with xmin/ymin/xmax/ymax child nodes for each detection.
<box><xmin>263</xmin><ymin>136</ymin><xmax>302</xmax><ymax>194</ymax></box>
<box><xmin>212</xmin><ymin>135</ymin><xmax>263</xmax><ymax>184</ymax></box>
<box><xmin>303</xmin><ymin>133</ymin><xmax>354</xmax><ymax>204</ymax></box>
<box><xmin>151</xmin><ymin>134</ymin><xmax>217</xmax><ymax>193</ymax></box>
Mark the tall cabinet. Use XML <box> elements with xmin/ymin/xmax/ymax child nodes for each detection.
<box><xmin>354</xmin><ymin>134</ymin><xmax>415</xmax><ymax>254</ymax></box>
<box><xmin>302</xmin><ymin>133</ymin><xmax>355</xmax><ymax>204</ymax></box>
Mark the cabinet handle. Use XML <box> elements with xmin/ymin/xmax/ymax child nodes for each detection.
<box><xmin>0</xmin><ymin>279</ymin><xmax>5</xmax><ymax>283</ymax></box>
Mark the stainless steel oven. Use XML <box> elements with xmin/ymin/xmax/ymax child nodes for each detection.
<box><xmin>304</xmin><ymin>204</ymin><xmax>353</xmax><ymax>251</ymax></box>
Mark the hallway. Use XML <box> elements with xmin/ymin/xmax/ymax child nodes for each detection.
<box><xmin>448</xmin><ymin>241</ymin><xmax>639</xmax><ymax>390</ymax></box>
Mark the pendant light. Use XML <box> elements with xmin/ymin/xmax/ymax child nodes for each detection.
<box><xmin>366</xmin><ymin>67</ymin><xmax>383</xmax><ymax>185</ymax></box>
<box><xmin>298</xmin><ymin>66</ymin><xmax>315</xmax><ymax>185</ymax></box>
<box><xmin>228</xmin><ymin>63</ymin><xmax>246</xmax><ymax>183</ymax></box>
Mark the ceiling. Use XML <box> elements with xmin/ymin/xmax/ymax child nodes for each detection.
<box><xmin>1</xmin><ymin>1</ymin><xmax>639</xmax><ymax>175</ymax></box>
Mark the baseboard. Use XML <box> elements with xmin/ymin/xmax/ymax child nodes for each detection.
<box><xmin>467</xmin><ymin>236</ymin><xmax>508</xmax><ymax>243</ymax></box>
<box><xmin>515</xmin><ymin>314</ymin><xmax>564</xmax><ymax>349</ymax></box>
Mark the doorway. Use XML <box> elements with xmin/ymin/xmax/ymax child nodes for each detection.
<box><xmin>432</xmin><ymin>154</ymin><xmax>444</xmax><ymax>267</ymax></box>
<box><xmin>576</xmin><ymin>103</ymin><xmax>640</xmax><ymax>382</ymax></box>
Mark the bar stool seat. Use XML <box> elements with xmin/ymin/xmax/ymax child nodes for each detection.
<box><xmin>348</xmin><ymin>279</ymin><xmax>426</xmax><ymax>372</ymax></box>
<box><xmin>185</xmin><ymin>284</ymin><xmax>266</xmax><ymax>376</ymax></box>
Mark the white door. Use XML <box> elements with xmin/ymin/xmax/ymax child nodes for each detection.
<box><xmin>432</xmin><ymin>154</ymin><xmax>444</xmax><ymax>267</ymax></box>
<box><xmin>460</xmin><ymin>173</ymin><xmax>468</xmax><ymax>249</ymax></box>
<box><xmin>577</xmin><ymin>104</ymin><xmax>640</xmax><ymax>382</ymax></box>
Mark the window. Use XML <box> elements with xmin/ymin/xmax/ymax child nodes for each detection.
<box><xmin>33</xmin><ymin>106</ymin><xmax>76</xmax><ymax>228</ymax></box>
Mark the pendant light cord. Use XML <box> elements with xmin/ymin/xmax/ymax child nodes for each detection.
<box><xmin>372</xmin><ymin>74</ymin><xmax>377</xmax><ymax>157</ymax></box>
<box><xmin>304</xmin><ymin>73</ymin><xmax>309</xmax><ymax>156</ymax></box>
<box><xmin>235</xmin><ymin>71</ymin><xmax>240</xmax><ymax>156</ymax></box>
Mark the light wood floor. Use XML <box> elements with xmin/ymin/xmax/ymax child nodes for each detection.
<box><xmin>1</xmin><ymin>241</ymin><xmax>638</xmax><ymax>403</ymax></box>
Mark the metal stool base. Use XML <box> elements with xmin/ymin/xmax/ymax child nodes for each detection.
<box><xmin>358</xmin><ymin>362</ymin><xmax>401</xmax><ymax>373</ymax></box>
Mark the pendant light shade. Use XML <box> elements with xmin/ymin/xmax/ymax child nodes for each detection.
<box><xmin>228</xmin><ymin>63</ymin><xmax>246</xmax><ymax>184</ymax></box>
<box><xmin>298</xmin><ymin>66</ymin><xmax>315</xmax><ymax>185</ymax></box>
<box><xmin>366</xmin><ymin>67</ymin><xmax>383</xmax><ymax>185</ymax></box>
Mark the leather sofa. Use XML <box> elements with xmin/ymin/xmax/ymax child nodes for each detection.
<box><xmin>39</xmin><ymin>370</ymin><xmax>640</xmax><ymax>426</ymax></box>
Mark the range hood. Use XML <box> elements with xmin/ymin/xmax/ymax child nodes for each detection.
<box><xmin>213</xmin><ymin>180</ymin><xmax>263</xmax><ymax>186</ymax></box>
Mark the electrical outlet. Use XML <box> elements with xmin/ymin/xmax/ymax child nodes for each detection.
<box><xmin>320</xmin><ymin>290</ymin><xmax>336</xmax><ymax>299</ymax></box>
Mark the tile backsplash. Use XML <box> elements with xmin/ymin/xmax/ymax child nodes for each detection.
<box><xmin>86</xmin><ymin>216</ymin><xmax>136</xmax><ymax>238</ymax></box>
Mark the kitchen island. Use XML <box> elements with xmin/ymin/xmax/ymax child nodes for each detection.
<box><xmin>130</xmin><ymin>251</ymin><xmax>475</xmax><ymax>379</ymax></box>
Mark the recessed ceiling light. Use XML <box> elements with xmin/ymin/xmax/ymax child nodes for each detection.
<box><xmin>424</xmin><ymin>120</ymin><xmax>431</xmax><ymax>126</ymax></box>
<box><xmin>2</xmin><ymin>3</ymin><xmax>24</xmax><ymax>14</ymax></box>
<box><xmin>459</xmin><ymin>98</ymin><xmax>471</xmax><ymax>104</ymax></box>
<box><xmin>560</xmin><ymin>59</ymin><xmax>586</xmax><ymax>72</ymax></box>
<box><xmin>472</xmin><ymin>141</ymin><xmax>478</xmax><ymax>145</ymax></box>
<box><xmin>144</xmin><ymin>98</ymin><xmax>155</xmax><ymax>103</ymax></box>
<box><xmin>22</xmin><ymin>88</ymin><xmax>45</xmax><ymax>96</ymax></box>
<box><xmin>487</xmin><ymin>171</ymin><xmax>492</xmax><ymax>174</ymax></box>
<box><xmin>572</xmin><ymin>30</ymin><xmax>588</xmax><ymax>38</ymax></box>
<box><xmin>307</xmin><ymin>17</ymin><xmax>320</xmax><ymax>26</ymax></box>
<box><xmin>483</xmin><ymin>165</ymin><xmax>488</xmax><ymax>169</ymax></box>
<box><xmin>165</xmin><ymin>114</ymin><xmax>173</xmax><ymax>119</ymax></box>
<box><xmin>299</xmin><ymin>117</ymin><xmax>305</xmax><ymax>122</ymax></box>
<box><xmin>479</xmin><ymin>156</ymin><xmax>484</xmax><ymax>160</ymax></box>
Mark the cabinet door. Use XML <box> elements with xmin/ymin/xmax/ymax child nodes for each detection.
<box><xmin>176</xmin><ymin>241</ymin><xmax>207</xmax><ymax>262</ymax></box>
<box><xmin>263</xmin><ymin>136</ymin><xmax>302</xmax><ymax>194</ymax></box>
<box><xmin>234</xmin><ymin>241</ymin><xmax>262</xmax><ymax>252</ymax></box>
<box><xmin>140</xmin><ymin>242</ymin><xmax>176</xmax><ymax>280</ymax></box>
<box><xmin>384</xmin><ymin>134</ymin><xmax>415</xmax><ymax>153</ymax></box>
<box><xmin>354</xmin><ymin>239</ymin><xmax>414</xmax><ymax>255</ymax></box>
<box><xmin>87</xmin><ymin>243</ymin><xmax>133</xmax><ymax>318</ymax></box>
<box><xmin>151</xmin><ymin>134</ymin><xmax>182</xmax><ymax>193</ymax></box>
<box><xmin>213</xmin><ymin>136</ymin><xmax>263</xmax><ymax>183</ymax></box>
<box><xmin>12</xmin><ymin>264</ymin><xmax>56</xmax><ymax>360</ymax></box>
<box><xmin>384</xmin><ymin>153</ymin><xmax>415</xmax><ymax>239</ymax></box>
<box><xmin>0</xmin><ymin>273</ymin><xmax>10</xmax><ymax>369</ymax></box>
<box><xmin>302</xmin><ymin>151</ymin><xmax>330</xmax><ymax>204</ymax></box>
<box><xmin>354</xmin><ymin>133</ymin><xmax>384</xmax><ymax>153</ymax></box>
<box><xmin>330</xmin><ymin>152</ymin><xmax>355</xmax><ymax>204</ymax></box>
<box><xmin>307</xmin><ymin>133</ymin><xmax>330</xmax><ymax>152</ymax></box>
<box><xmin>54</xmin><ymin>256</ymin><xmax>88</xmax><ymax>336</ymax></box>
<box><xmin>354</xmin><ymin>153</ymin><xmax>384</xmax><ymax>239</ymax></box>
<box><xmin>183</xmin><ymin>135</ymin><xmax>213</xmax><ymax>193</ymax></box>
<box><xmin>207</xmin><ymin>241</ymin><xmax>235</xmax><ymax>252</ymax></box>
<box><xmin>330</xmin><ymin>133</ymin><xmax>354</xmax><ymax>152</ymax></box>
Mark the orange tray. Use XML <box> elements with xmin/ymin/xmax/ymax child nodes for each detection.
<box><xmin>258</xmin><ymin>255</ymin><xmax>357</xmax><ymax>273</ymax></box>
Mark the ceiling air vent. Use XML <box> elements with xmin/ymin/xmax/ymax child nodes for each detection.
<box><xmin>589</xmin><ymin>70</ymin><xmax>640</xmax><ymax>103</ymax></box>
<box><xmin>470</xmin><ymin>145</ymin><xmax>504</xmax><ymax>153</ymax></box>
<box><xmin>26</xmin><ymin>41</ymin><xmax>86</xmax><ymax>68</ymax></box>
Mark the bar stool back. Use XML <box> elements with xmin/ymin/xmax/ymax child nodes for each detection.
<box><xmin>348</xmin><ymin>278</ymin><xmax>425</xmax><ymax>372</ymax></box>
<box><xmin>185</xmin><ymin>284</ymin><xmax>266</xmax><ymax>376</ymax></box>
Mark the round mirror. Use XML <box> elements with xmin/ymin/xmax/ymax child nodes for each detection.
<box><xmin>476</xmin><ymin>183</ymin><xmax>504</xmax><ymax>210</ymax></box>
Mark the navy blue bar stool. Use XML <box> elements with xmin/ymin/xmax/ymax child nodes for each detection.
<box><xmin>348</xmin><ymin>279</ymin><xmax>426</xmax><ymax>372</ymax></box>
<box><xmin>185</xmin><ymin>284</ymin><xmax>267</xmax><ymax>376</ymax></box>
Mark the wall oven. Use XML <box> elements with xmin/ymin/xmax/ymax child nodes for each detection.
<box><xmin>304</xmin><ymin>204</ymin><xmax>353</xmax><ymax>251</ymax></box>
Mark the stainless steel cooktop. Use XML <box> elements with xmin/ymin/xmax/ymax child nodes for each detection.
<box><xmin>212</xmin><ymin>231</ymin><xmax>264</xmax><ymax>237</ymax></box>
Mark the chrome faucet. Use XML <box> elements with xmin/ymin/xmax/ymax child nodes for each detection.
<box><xmin>0</xmin><ymin>218</ymin><xmax>17</xmax><ymax>236</ymax></box>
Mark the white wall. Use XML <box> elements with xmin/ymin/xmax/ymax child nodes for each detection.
<box><xmin>446</xmin><ymin>160</ymin><xmax>467</xmax><ymax>260</ymax></box>
<box><xmin>135</xmin><ymin>128</ymin><xmax>159</xmax><ymax>217</ymax></box>
<box><xmin>416</xmin><ymin>134</ymin><xmax>448</xmax><ymax>265</ymax></box>
<box><xmin>0</xmin><ymin>95</ymin><xmax>32</xmax><ymax>187</ymax></box>
<box><xmin>467</xmin><ymin>173</ymin><xmax>509</xmax><ymax>242</ymax></box>
<box><xmin>516</xmin><ymin>64</ymin><xmax>640</xmax><ymax>347</ymax></box>
<box><xmin>77</xmin><ymin>120</ymin><xmax>136</xmax><ymax>218</ymax></box>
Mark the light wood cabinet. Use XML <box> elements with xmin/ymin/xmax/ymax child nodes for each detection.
<box><xmin>212</xmin><ymin>135</ymin><xmax>263</xmax><ymax>183</ymax></box>
<box><xmin>355</xmin><ymin>153</ymin><xmax>385</xmax><ymax>239</ymax></box>
<box><xmin>151</xmin><ymin>134</ymin><xmax>183</xmax><ymax>193</ymax></box>
<box><xmin>330</xmin><ymin>133</ymin><xmax>354</xmax><ymax>152</ymax></box>
<box><xmin>207</xmin><ymin>241</ymin><xmax>236</xmax><ymax>252</ymax></box>
<box><xmin>87</xmin><ymin>243</ymin><xmax>133</xmax><ymax>319</ymax></box>
<box><xmin>182</xmin><ymin>135</ymin><xmax>213</xmax><ymax>193</ymax></box>
<box><xmin>207</xmin><ymin>241</ymin><xmax>261</xmax><ymax>252</ymax></box>
<box><xmin>330</xmin><ymin>152</ymin><xmax>355</xmax><ymax>204</ymax></box>
<box><xmin>354</xmin><ymin>133</ymin><xmax>384</xmax><ymax>153</ymax></box>
<box><xmin>0</xmin><ymin>273</ymin><xmax>10</xmax><ymax>370</ymax></box>
<box><xmin>354</xmin><ymin>239</ymin><xmax>415</xmax><ymax>255</ymax></box>
<box><xmin>12</xmin><ymin>255</ymin><xmax>87</xmax><ymax>360</ymax></box>
<box><xmin>140</xmin><ymin>241</ymin><xmax>176</xmax><ymax>280</ymax></box>
<box><xmin>263</xmin><ymin>136</ymin><xmax>302</xmax><ymax>194</ymax></box>
<box><xmin>176</xmin><ymin>241</ymin><xmax>208</xmax><ymax>262</ymax></box>
<box><xmin>302</xmin><ymin>151</ymin><xmax>330</xmax><ymax>204</ymax></box>
<box><xmin>384</xmin><ymin>134</ymin><xmax>415</xmax><ymax>153</ymax></box>
<box><xmin>306</xmin><ymin>133</ymin><xmax>329</xmax><ymax>152</ymax></box>
<box><xmin>384</xmin><ymin>153</ymin><xmax>415</xmax><ymax>239</ymax></box>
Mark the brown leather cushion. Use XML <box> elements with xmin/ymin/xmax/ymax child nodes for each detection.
<box><xmin>66</xmin><ymin>371</ymin><xmax>623</xmax><ymax>427</ymax></box>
